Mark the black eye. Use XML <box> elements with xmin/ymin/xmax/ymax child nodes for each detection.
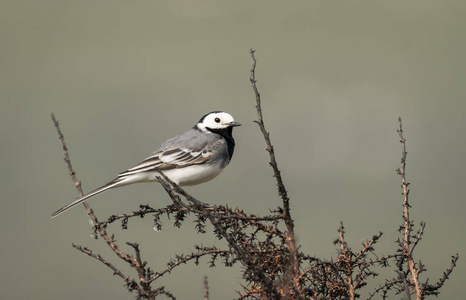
<box><xmin>214</xmin><ymin>117</ymin><xmax>220</xmax><ymax>123</ymax></box>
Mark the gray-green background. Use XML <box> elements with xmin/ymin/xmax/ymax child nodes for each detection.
<box><xmin>2</xmin><ymin>1</ymin><xmax>465</xmax><ymax>299</ymax></box>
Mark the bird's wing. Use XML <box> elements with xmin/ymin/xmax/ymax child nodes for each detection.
<box><xmin>117</xmin><ymin>144</ymin><xmax>219</xmax><ymax>178</ymax></box>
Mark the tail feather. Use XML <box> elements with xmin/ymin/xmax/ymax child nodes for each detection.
<box><xmin>51</xmin><ymin>179</ymin><xmax>123</xmax><ymax>218</ymax></box>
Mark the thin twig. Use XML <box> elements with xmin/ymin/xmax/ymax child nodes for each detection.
<box><xmin>422</xmin><ymin>253</ymin><xmax>459</xmax><ymax>296</ymax></box>
<box><xmin>51</xmin><ymin>113</ymin><xmax>98</xmax><ymax>225</ymax></box>
<box><xmin>248</xmin><ymin>50</ymin><xmax>291</xmax><ymax>216</ymax></box>
<box><xmin>52</xmin><ymin>114</ymin><xmax>155</xmax><ymax>299</ymax></box>
<box><xmin>72</xmin><ymin>243</ymin><xmax>142</xmax><ymax>294</ymax></box>
<box><xmin>204</xmin><ymin>276</ymin><xmax>209</xmax><ymax>300</ymax></box>
<box><xmin>249</xmin><ymin>49</ymin><xmax>301</xmax><ymax>298</ymax></box>
<box><xmin>396</xmin><ymin>117</ymin><xmax>422</xmax><ymax>299</ymax></box>
<box><xmin>148</xmin><ymin>247</ymin><xmax>233</xmax><ymax>283</ymax></box>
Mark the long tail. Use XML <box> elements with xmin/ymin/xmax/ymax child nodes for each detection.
<box><xmin>51</xmin><ymin>179</ymin><xmax>124</xmax><ymax>218</ymax></box>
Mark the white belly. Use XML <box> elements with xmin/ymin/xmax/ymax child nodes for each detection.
<box><xmin>158</xmin><ymin>164</ymin><xmax>224</xmax><ymax>186</ymax></box>
<box><xmin>117</xmin><ymin>164</ymin><xmax>225</xmax><ymax>187</ymax></box>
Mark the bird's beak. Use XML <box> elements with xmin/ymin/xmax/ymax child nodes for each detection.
<box><xmin>229</xmin><ymin>121</ymin><xmax>241</xmax><ymax>127</ymax></box>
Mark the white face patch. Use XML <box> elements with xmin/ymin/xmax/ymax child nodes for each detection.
<box><xmin>198</xmin><ymin>112</ymin><xmax>236</xmax><ymax>131</ymax></box>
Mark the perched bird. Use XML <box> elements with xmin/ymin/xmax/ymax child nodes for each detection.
<box><xmin>51</xmin><ymin>111</ymin><xmax>241</xmax><ymax>218</ymax></box>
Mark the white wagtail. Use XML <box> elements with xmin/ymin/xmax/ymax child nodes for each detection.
<box><xmin>51</xmin><ymin>111</ymin><xmax>241</xmax><ymax>218</ymax></box>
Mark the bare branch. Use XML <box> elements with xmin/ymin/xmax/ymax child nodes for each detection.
<box><xmin>72</xmin><ymin>243</ymin><xmax>144</xmax><ymax>295</ymax></box>
<box><xmin>421</xmin><ymin>253</ymin><xmax>459</xmax><ymax>296</ymax></box>
<box><xmin>248</xmin><ymin>50</ymin><xmax>290</xmax><ymax>216</ymax></box>
<box><xmin>204</xmin><ymin>276</ymin><xmax>209</xmax><ymax>300</ymax></box>
<box><xmin>52</xmin><ymin>114</ymin><xmax>160</xmax><ymax>299</ymax></box>
<box><xmin>249</xmin><ymin>49</ymin><xmax>301</xmax><ymax>298</ymax></box>
<box><xmin>148</xmin><ymin>247</ymin><xmax>233</xmax><ymax>283</ymax></box>
<box><xmin>51</xmin><ymin>113</ymin><xmax>98</xmax><ymax>225</ymax></box>
<box><xmin>396</xmin><ymin>117</ymin><xmax>422</xmax><ymax>299</ymax></box>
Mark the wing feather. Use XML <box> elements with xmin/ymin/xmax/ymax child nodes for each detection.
<box><xmin>117</xmin><ymin>147</ymin><xmax>213</xmax><ymax>178</ymax></box>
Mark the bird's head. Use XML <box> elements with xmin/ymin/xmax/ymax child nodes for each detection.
<box><xmin>196</xmin><ymin>111</ymin><xmax>241</xmax><ymax>132</ymax></box>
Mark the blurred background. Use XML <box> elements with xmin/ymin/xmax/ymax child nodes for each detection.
<box><xmin>1</xmin><ymin>1</ymin><xmax>465</xmax><ymax>299</ymax></box>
